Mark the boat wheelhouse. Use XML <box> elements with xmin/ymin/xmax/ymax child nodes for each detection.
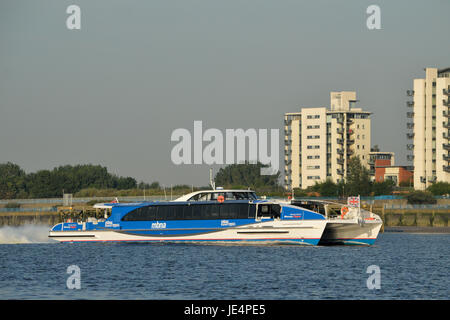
<box><xmin>49</xmin><ymin>192</ymin><xmax>327</xmax><ymax>245</ymax></box>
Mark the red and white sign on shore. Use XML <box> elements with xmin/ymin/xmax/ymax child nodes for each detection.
<box><xmin>347</xmin><ymin>196</ymin><xmax>360</xmax><ymax>208</ymax></box>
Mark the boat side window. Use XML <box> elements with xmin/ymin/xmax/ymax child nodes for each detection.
<box><xmin>156</xmin><ymin>205</ymin><xmax>172</xmax><ymax>220</ymax></box>
<box><xmin>183</xmin><ymin>205</ymin><xmax>193</xmax><ymax>219</ymax></box>
<box><xmin>174</xmin><ymin>205</ymin><xmax>184</xmax><ymax>219</ymax></box>
<box><xmin>234</xmin><ymin>192</ymin><xmax>246</xmax><ymax>200</ymax></box>
<box><xmin>225</xmin><ymin>192</ymin><xmax>235</xmax><ymax>200</ymax></box>
<box><xmin>210</xmin><ymin>204</ymin><xmax>220</xmax><ymax>218</ymax></box>
<box><xmin>257</xmin><ymin>204</ymin><xmax>280</xmax><ymax>219</ymax></box>
<box><xmin>189</xmin><ymin>194</ymin><xmax>200</xmax><ymax>201</ymax></box>
<box><xmin>248</xmin><ymin>204</ymin><xmax>256</xmax><ymax>218</ymax></box>
<box><xmin>272</xmin><ymin>204</ymin><xmax>281</xmax><ymax>218</ymax></box>
<box><xmin>210</xmin><ymin>193</ymin><xmax>225</xmax><ymax>201</ymax></box>
<box><xmin>198</xmin><ymin>193</ymin><xmax>211</xmax><ymax>201</ymax></box>
<box><xmin>122</xmin><ymin>206</ymin><xmax>157</xmax><ymax>221</ymax></box>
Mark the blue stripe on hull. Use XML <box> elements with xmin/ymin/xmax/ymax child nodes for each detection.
<box><xmin>319</xmin><ymin>238</ymin><xmax>377</xmax><ymax>246</ymax></box>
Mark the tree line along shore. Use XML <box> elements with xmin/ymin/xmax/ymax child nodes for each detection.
<box><xmin>0</xmin><ymin>161</ymin><xmax>449</xmax><ymax>230</ymax></box>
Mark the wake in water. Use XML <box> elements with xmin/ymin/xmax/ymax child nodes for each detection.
<box><xmin>0</xmin><ymin>224</ymin><xmax>55</xmax><ymax>244</ymax></box>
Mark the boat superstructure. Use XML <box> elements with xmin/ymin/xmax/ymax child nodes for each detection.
<box><xmin>49</xmin><ymin>189</ymin><xmax>327</xmax><ymax>245</ymax></box>
<box><xmin>291</xmin><ymin>199</ymin><xmax>383</xmax><ymax>245</ymax></box>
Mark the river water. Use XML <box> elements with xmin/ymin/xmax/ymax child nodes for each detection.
<box><xmin>0</xmin><ymin>225</ymin><xmax>448</xmax><ymax>299</ymax></box>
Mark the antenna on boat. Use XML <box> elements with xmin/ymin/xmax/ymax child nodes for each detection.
<box><xmin>209</xmin><ymin>168</ymin><xmax>216</xmax><ymax>190</ymax></box>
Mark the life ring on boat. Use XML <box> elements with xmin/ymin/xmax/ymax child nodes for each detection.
<box><xmin>340</xmin><ymin>206</ymin><xmax>349</xmax><ymax>219</ymax></box>
<box><xmin>217</xmin><ymin>195</ymin><xmax>225</xmax><ymax>203</ymax></box>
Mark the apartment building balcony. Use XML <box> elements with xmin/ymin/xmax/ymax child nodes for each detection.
<box><xmin>337</xmin><ymin>148</ymin><xmax>344</xmax><ymax>155</ymax></box>
<box><xmin>347</xmin><ymin>129</ymin><xmax>354</xmax><ymax>135</ymax></box>
<box><xmin>406</xmin><ymin>144</ymin><xmax>414</xmax><ymax>150</ymax></box>
<box><xmin>443</xmin><ymin>166</ymin><xmax>450</xmax><ymax>173</ymax></box>
<box><xmin>337</xmin><ymin>157</ymin><xmax>345</xmax><ymax>165</ymax></box>
<box><xmin>443</xmin><ymin>99</ymin><xmax>450</xmax><ymax>107</ymax></box>
<box><xmin>346</xmin><ymin>118</ymin><xmax>354</xmax><ymax>125</ymax></box>
<box><xmin>443</xmin><ymin>154</ymin><xmax>450</xmax><ymax>162</ymax></box>
<box><xmin>443</xmin><ymin>88</ymin><xmax>450</xmax><ymax>96</ymax></box>
<box><xmin>407</xmin><ymin>122</ymin><xmax>414</xmax><ymax>129</ymax></box>
<box><xmin>337</xmin><ymin>169</ymin><xmax>344</xmax><ymax>176</ymax></box>
<box><xmin>444</xmin><ymin>111</ymin><xmax>450</xmax><ymax>118</ymax></box>
<box><xmin>406</xmin><ymin>133</ymin><xmax>414</xmax><ymax>139</ymax></box>
<box><xmin>407</xmin><ymin>112</ymin><xmax>414</xmax><ymax>118</ymax></box>
<box><xmin>407</xmin><ymin>154</ymin><xmax>414</xmax><ymax>161</ymax></box>
<box><xmin>347</xmin><ymin>148</ymin><xmax>354</xmax><ymax>156</ymax></box>
<box><xmin>406</xmin><ymin>90</ymin><xmax>414</xmax><ymax>96</ymax></box>
<box><xmin>336</xmin><ymin>138</ymin><xmax>344</xmax><ymax>145</ymax></box>
<box><xmin>444</xmin><ymin>122</ymin><xmax>450</xmax><ymax>129</ymax></box>
<box><xmin>336</xmin><ymin>128</ymin><xmax>344</xmax><ymax>134</ymax></box>
<box><xmin>406</xmin><ymin>101</ymin><xmax>414</xmax><ymax>107</ymax></box>
<box><xmin>444</xmin><ymin>143</ymin><xmax>450</xmax><ymax>151</ymax></box>
<box><xmin>444</xmin><ymin>132</ymin><xmax>449</xmax><ymax>140</ymax></box>
<box><xmin>347</xmin><ymin>138</ymin><xmax>355</xmax><ymax>145</ymax></box>
<box><xmin>337</xmin><ymin>117</ymin><xmax>344</xmax><ymax>125</ymax></box>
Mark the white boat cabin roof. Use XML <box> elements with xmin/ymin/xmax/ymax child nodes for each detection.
<box><xmin>173</xmin><ymin>189</ymin><xmax>257</xmax><ymax>202</ymax></box>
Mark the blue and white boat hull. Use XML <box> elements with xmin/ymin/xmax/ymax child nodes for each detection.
<box><xmin>49</xmin><ymin>219</ymin><xmax>326</xmax><ymax>245</ymax></box>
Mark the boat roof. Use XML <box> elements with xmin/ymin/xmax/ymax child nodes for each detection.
<box><xmin>173</xmin><ymin>189</ymin><xmax>256</xmax><ymax>202</ymax></box>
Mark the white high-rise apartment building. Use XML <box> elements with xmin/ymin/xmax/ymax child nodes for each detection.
<box><xmin>284</xmin><ymin>91</ymin><xmax>371</xmax><ymax>190</ymax></box>
<box><xmin>407</xmin><ymin>67</ymin><xmax>450</xmax><ymax>190</ymax></box>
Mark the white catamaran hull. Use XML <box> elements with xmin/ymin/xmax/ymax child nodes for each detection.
<box><xmin>319</xmin><ymin>219</ymin><xmax>382</xmax><ymax>245</ymax></box>
<box><xmin>49</xmin><ymin>220</ymin><xmax>327</xmax><ymax>245</ymax></box>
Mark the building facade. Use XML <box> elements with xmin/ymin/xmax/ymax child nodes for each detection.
<box><xmin>407</xmin><ymin>67</ymin><xmax>450</xmax><ymax>190</ymax></box>
<box><xmin>284</xmin><ymin>91</ymin><xmax>372</xmax><ymax>190</ymax></box>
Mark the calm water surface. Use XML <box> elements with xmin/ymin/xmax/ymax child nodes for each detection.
<box><xmin>0</xmin><ymin>228</ymin><xmax>448</xmax><ymax>300</ymax></box>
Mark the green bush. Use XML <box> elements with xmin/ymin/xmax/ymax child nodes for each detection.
<box><xmin>5</xmin><ymin>202</ymin><xmax>21</xmax><ymax>208</ymax></box>
<box><xmin>427</xmin><ymin>182</ymin><xmax>450</xmax><ymax>196</ymax></box>
<box><xmin>406</xmin><ymin>191</ymin><xmax>437</xmax><ymax>204</ymax></box>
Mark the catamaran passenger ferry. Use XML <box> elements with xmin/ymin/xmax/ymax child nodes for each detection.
<box><xmin>49</xmin><ymin>189</ymin><xmax>327</xmax><ymax>245</ymax></box>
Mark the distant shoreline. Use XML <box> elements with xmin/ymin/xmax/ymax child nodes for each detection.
<box><xmin>384</xmin><ymin>226</ymin><xmax>450</xmax><ymax>234</ymax></box>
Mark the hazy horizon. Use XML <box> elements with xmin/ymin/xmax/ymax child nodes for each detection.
<box><xmin>1</xmin><ymin>0</ymin><xmax>449</xmax><ymax>186</ymax></box>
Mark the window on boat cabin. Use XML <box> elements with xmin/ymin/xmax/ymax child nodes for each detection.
<box><xmin>122</xmin><ymin>203</ymin><xmax>254</xmax><ymax>221</ymax></box>
<box><xmin>218</xmin><ymin>203</ymin><xmax>249</xmax><ymax>219</ymax></box>
<box><xmin>257</xmin><ymin>204</ymin><xmax>281</xmax><ymax>219</ymax></box>
<box><xmin>198</xmin><ymin>193</ymin><xmax>211</xmax><ymax>201</ymax></box>
<box><xmin>122</xmin><ymin>205</ymin><xmax>157</xmax><ymax>221</ymax></box>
